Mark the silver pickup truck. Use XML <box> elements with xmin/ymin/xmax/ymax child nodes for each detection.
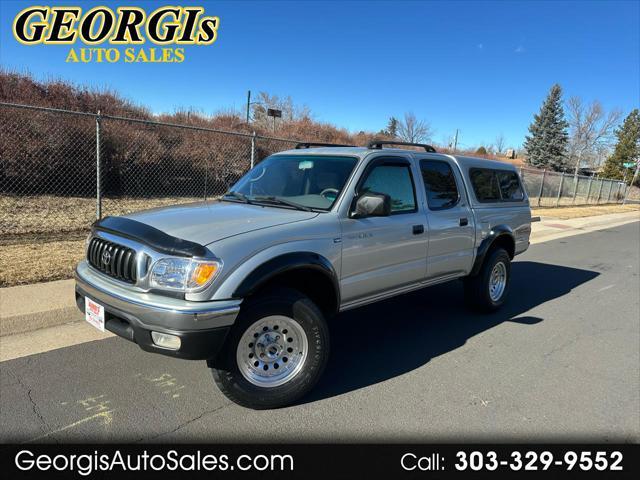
<box><xmin>75</xmin><ymin>141</ymin><xmax>531</xmax><ymax>409</ymax></box>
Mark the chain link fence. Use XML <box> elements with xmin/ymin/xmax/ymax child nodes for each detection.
<box><xmin>0</xmin><ymin>102</ymin><xmax>297</xmax><ymax>242</ymax></box>
<box><xmin>519</xmin><ymin>167</ymin><xmax>629</xmax><ymax>207</ymax></box>
<box><xmin>0</xmin><ymin>102</ymin><xmax>635</xmax><ymax>245</ymax></box>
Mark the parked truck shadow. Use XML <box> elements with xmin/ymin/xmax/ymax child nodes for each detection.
<box><xmin>302</xmin><ymin>261</ymin><xmax>599</xmax><ymax>404</ymax></box>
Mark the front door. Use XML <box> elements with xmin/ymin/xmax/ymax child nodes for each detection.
<box><xmin>340</xmin><ymin>156</ymin><xmax>428</xmax><ymax>304</ymax></box>
<box><xmin>418</xmin><ymin>158</ymin><xmax>475</xmax><ymax>279</ymax></box>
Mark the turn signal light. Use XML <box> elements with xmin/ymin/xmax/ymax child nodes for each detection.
<box><xmin>192</xmin><ymin>263</ymin><xmax>218</xmax><ymax>286</ymax></box>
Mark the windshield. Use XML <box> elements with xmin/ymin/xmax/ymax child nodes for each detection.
<box><xmin>226</xmin><ymin>155</ymin><xmax>358</xmax><ymax>211</ymax></box>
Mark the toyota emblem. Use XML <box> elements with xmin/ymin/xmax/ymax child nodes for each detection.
<box><xmin>102</xmin><ymin>250</ymin><xmax>112</xmax><ymax>265</ymax></box>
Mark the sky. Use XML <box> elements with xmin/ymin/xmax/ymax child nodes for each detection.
<box><xmin>0</xmin><ymin>0</ymin><xmax>638</xmax><ymax>149</ymax></box>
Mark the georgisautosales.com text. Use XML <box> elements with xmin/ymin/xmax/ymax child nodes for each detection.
<box><xmin>14</xmin><ymin>449</ymin><xmax>294</xmax><ymax>476</ymax></box>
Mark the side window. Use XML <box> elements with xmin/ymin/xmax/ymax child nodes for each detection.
<box><xmin>497</xmin><ymin>171</ymin><xmax>524</xmax><ymax>201</ymax></box>
<box><xmin>470</xmin><ymin>168</ymin><xmax>501</xmax><ymax>202</ymax></box>
<box><xmin>420</xmin><ymin>160</ymin><xmax>460</xmax><ymax>210</ymax></box>
<box><xmin>360</xmin><ymin>163</ymin><xmax>416</xmax><ymax>213</ymax></box>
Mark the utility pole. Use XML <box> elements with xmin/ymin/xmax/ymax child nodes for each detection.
<box><xmin>453</xmin><ymin>129</ymin><xmax>459</xmax><ymax>153</ymax></box>
<box><xmin>246</xmin><ymin>90</ymin><xmax>251</xmax><ymax>125</ymax></box>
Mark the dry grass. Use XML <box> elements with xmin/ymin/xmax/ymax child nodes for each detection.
<box><xmin>0</xmin><ymin>195</ymin><xmax>201</xmax><ymax>287</ymax></box>
<box><xmin>0</xmin><ymin>195</ymin><xmax>202</xmax><ymax>236</ymax></box>
<box><xmin>0</xmin><ymin>238</ymin><xmax>85</xmax><ymax>287</ymax></box>
<box><xmin>532</xmin><ymin>203</ymin><xmax>640</xmax><ymax>220</ymax></box>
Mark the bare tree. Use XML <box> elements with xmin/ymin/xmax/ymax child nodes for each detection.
<box><xmin>494</xmin><ymin>133</ymin><xmax>506</xmax><ymax>154</ymax></box>
<box><xmin>566</xmin><ymin>97</ymin><xmax>622</xmax><ymax>175</ymax></box>
<box><xmin>251</xmin><ymin>92</ymin><xmax>312</xmax><ymax>129</ymax></box>
<box><xmin>397</xmin><ymin>112</ymin><xmax>433</xmax><ymax>144</ymax></box>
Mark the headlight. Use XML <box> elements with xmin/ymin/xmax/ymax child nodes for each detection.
<box><xmin>149</xmin><ymin>258</ymin><xmax>222</xmax><ymax>292</ymax></box>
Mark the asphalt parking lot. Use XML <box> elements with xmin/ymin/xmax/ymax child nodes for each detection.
<box><xmin>1</xmin><ymin>221</ymin><xmax>639</xmax><ymax>443</ymax></box>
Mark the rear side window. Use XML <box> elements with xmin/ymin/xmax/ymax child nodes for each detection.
<box><xmin>470</xmin><ymin>169</ymin><xmax>501</xmax><ymax>202</ymax></box>
<box><xmin>420</xmin><ymin>160</ymin><xmax>460</xmax><ymax>210</ymax></box>
<box><xmin>497</xmin><ymin>171</ymin><xmax>524</xmax><ymax>201</ymax></box>
<box><xmin>469</xmin><ymin>168</ymin><xmax>524</xmax><ymax>202</ymax></box>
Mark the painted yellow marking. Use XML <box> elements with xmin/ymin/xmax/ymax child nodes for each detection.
<box><xmin>78</xmin><ymin>394</ymin><xmax>112</xmax><ymax>412</ymax></box>
<box><xmin>164</xmin><ymin>385</ymin><xmax>186</xmax><ymax>398</ymax></box>
<box><xmin>147</xmin><ymin>373</ymin><xmax>174</xmax><ymax>383</ymax></box>
<box><xmin>23</xmin><ymin>410</ymin><xmax>114</xmax><ymax>443</ymax></box>
<box><xmin>144</xmin><ymin>373</ymin><xmax>186</xmax><ymax>399</ymax></box>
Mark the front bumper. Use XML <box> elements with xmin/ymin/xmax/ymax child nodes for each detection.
<box><xmin>75</xmin><ymin>263</ymin><xmax>241</xmax><ymax>360</ymax></box>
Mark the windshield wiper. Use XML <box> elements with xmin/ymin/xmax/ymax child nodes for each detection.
<box><xmin>253</xmin><ymin>196</ymin><xmax>313</xmax><ymax>212</ymax></box>
<box><xmin>222</xmin><ymin>191</ymin><xmax>252</xmax><ymax>204</ymax></box>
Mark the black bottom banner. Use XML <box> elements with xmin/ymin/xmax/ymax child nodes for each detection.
<box><xmin>2</xmin><ymin>444</ymin><xmax>638</xmax><ymax>479</ymax></box>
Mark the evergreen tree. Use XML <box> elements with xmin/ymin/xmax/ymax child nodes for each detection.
<box><xmin>523</xmin><ymin>84</ymin><xmax>569</xmax><ymax>170</ymax></box>
<box><xmin>384</xmin><ymin>117</ymin><xmax>399</xmax><ymax>137</ymax></box>
<box><xmin>601</xmin><ymin>109</ymin><xmax>640</xmax><ymax>182</ymax></box>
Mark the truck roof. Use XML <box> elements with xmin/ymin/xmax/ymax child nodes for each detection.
<box><xmin>274</xmin><ymin>146</ymin><xmax>519</xmax><ymax>171</ymax></box>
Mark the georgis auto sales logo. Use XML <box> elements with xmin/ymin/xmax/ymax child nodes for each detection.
<box><xmin>12</xmin><ymin>5</ymin><xmax>220</xmax><ymax>63</ymax></box>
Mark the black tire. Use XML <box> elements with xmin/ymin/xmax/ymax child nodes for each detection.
<box><xmin>464</xmin><ymin>248</ymin><xmax>511</xmax><ymax>312</ymax></box>
<box><xmin>210</xmin><ymin>288</ymin><xmax>329</xmax><ymax>409</ymax></box>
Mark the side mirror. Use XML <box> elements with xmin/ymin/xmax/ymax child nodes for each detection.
<box><xmin>351</xmin><ymin>192</ymin><xmax>391</xmax><ymax>218</ymax></box>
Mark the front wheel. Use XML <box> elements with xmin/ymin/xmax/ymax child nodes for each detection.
<box><xmin>210</xmin><ymin>288</ymin><xmax>329</xmax><ymax>409</ymax></box>
<box><xmin>464</xmin><ymin>248</ymin><xmax>511</xmax><ymax>312</ymax></box>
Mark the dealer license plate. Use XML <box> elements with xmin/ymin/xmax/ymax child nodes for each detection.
<box><xmin>85</xmin><ymin>297</ymin><xmax>105</xmax><ymax>332</ymax></box>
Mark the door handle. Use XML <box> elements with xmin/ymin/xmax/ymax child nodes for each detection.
<box><xmin>459</xmin><ymin>217</ymin><xmax>469</xmax><ymax>226</ymax></box>
<box><xmin>412</xmin><ymin>224</ymin><xmax>424</xmax><ymax>235</ymax></box>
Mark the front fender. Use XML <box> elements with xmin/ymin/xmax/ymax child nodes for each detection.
<box><xmin>232</xmin><ymin>252</ymin><xmax>340</xmax><ymax>305</ymax></box>
<box><xmin>207</xmin><ymin>235</ymin><xmax>342</xmax><ymax>302</ymax></box>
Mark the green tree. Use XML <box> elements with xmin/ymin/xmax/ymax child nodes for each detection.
<box><xmin>523</xmin><ymin>84</ymin><xmax>569</xmax><ymax>170</ymax></box>
<box><xmin>601</xmin><ymin>109</ymin><xmax>640</xmax><ymax>182</ymax></box>
<box><xmin>377</xmin><ymin>117</ymin><xmax>399</xmax><ymax>137</ymax></box>
<box><xmin>385</xmin><ymin>117</ymin><xmax>399</xmax><ymax>137</ymax></box>
<box><xmin>476</xmin><ymin>146</ymin><xmax>487</xmax><ymax>155</ymax></box>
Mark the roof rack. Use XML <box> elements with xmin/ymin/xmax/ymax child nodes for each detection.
<box><xmin>367</xmin><ymin>140</ymin><xmax>437</xmax><ymax>153</ymax></box>
<box><xmin>295</xmin><ymin>142</ymin><xmax>356</xmax><ymax>149</ymax></box>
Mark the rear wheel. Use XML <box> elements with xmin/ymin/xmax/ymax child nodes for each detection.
<box><xmin>211</xmin><ymin>288</ymin><xmax>329</xmax><ymax>409</ymax></box>
<box><xmin>464</xmin><ymin>248</ymin><xmax>511</xmax><ymax>312</ymax></box>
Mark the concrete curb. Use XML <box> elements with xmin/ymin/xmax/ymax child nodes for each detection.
<box><xmin>0</xmin><ymin>279</ymin><xmax>82</xmax><ymax>337</ymax></box>
<box><xmin>1</xmin><ymin>307</ymin><xmax>83</xmax><ymax>337</ymax></box>
<box><xmin>1</xmin><ymin>211</ymin><xmax>638</xmax><ymax>338</ymax></box>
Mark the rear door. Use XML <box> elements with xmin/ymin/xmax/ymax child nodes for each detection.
<box><xmin>418</xmin><ymin>158</ymin><xmax>475</xmax><ymax>279</ymax></box>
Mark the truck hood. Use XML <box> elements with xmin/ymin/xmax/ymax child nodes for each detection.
<box><xmin>125</xmin><ymin>200</ymin><xmax>318</xmax><ymax>246</ymax></box>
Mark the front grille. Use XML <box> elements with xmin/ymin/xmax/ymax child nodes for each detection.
<box><xmin>87</xmin><ymin>237</ymin><xmax>137</xmax><ymax>283</ymax></box>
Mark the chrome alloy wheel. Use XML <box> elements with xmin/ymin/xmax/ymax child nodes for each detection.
<box><xmin>489</xmin><ymin>261</ymin><xmax>507</xmax><ymax>302</ymax></box>
<box><xmin>236</xmin><ymin>315</ymin><xmax>308</xmax><ymax>388</ymax></box>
